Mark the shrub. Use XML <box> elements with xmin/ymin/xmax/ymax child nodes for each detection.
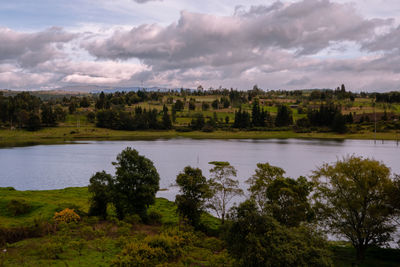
<box><xmin>123</xmin><ymin>214</ymin><xmax>142</xmax><ymax>225</ymax></box>
<box><xmin>53</xmin><ymin>208</ymin><xmax>80</xmax><ymax>224</ymax></box>
<box><xmin>56</xmin><ymin>203</ymin><xmax>86</xmax><ymax>217</ymax></box>
<box><xmin>7</xmin><ymin>199</ymin><xmax>31</xmax><ymax>216</ymax></box>
<box><xmin>112</xmin><ymin>229</ymin><xmax>192</xmax><ymax>266</ymax></box>
<box><xmin>80</xmin><ymin>226</ymin><xmax>96</xmax><ymax>240</ymax></box>
<box><xmin>70</xmin><ymin>239</ymin><xmax>86</xmax><ymax>256</ymax></box>
<box><xmin>147</xmin><ymin>211</ymin><xmax>162</xmax><ymax>225</ymax></box>
<box><xmin>40</xmin><ymin>241</ymin><xmax>64</xmax><ymax>259</ymax></box>
<box><xmin>112</xmin><ymin>241</ymin><xmax>166</xmax><ymax>267</ymax></box>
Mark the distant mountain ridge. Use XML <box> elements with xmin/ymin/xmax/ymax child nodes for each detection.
<box><xmin>55</xmin><ymin>85</ymin><xmax>194</xmax><ymax>94</ymax></box>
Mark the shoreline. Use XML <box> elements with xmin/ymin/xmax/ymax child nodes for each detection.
<box><xmin>1</xmin><ymin>126</ymin><xmax>400</xmax><ymax>148</ymax></box>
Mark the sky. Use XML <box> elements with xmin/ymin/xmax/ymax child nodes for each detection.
<box><xmin>0</xmin><ymin>0</ymin><xmax>400</xmax><ymax>91</ymax></box>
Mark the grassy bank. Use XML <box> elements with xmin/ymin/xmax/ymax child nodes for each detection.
<box><xmin>0</xmin><ymin>187</ymin><xmax>399</xmax><ymax>266</ymax></box>
<box><xmin>1</xmin><ymin>126</ymin><xmax>400</xmax><ymax>147</ymax></box>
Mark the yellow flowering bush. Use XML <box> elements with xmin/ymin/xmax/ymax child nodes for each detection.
<box><xmin>53</xmin><ymin>208</ymin><xmax>80</xmax><ymax>223</ymax></box>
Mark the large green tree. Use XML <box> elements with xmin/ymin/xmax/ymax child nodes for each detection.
<box><xmin>247</xmin><ymin>163</ymin><xmax>313</xmax><ymax>227</ymax></box>
<box><xmin>312</xmin><ymin>156</ymin><xmax>397</xmax><ymax>262</ymax></box>
<box><xmin>175</xmin><ymin>166</ymin><xmax>210</xmax><ymax>228</ymax></box>
<box><xmin>112</xmin><ymin>147</ymin><xmax>160</xmax><ymax>220</ymax></box>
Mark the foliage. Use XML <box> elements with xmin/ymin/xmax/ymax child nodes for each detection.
<box><xmin>275</xmin><ymin>104</ymin><xmax>293</xmax><ymax>127</ymax></box>
<box><xmin>112</xmin><ymin>229</ymin><xmax>190</xmax><ymax>266</ymax></box>
<box><xmin>225</xmin><ymin>200</ymin><xmax>333</xmax><ymax>267</ymax></box>
<box><xmin>174</xmin><ymin>99</ymin><xmax>184</xmax><ymax>111</ymax></box>
<box><xmin>207</xmin><ymin>161</ymin><xmax>243</xmax><ymax>223</ymax></box>
<box><xmin>246</xmin><ymin>163</ymin><xmax>285</xmax><ymax>210</ymax></box>
<box><xmin>251</xmin><ymin>100</ymin><xmax>269</xmax><ymax>127</ymax></box>
<box><xmin>246</xmin><ymin>163</ymin><xmax>314</xmax><ymax>227</ymax></box>
<box><xmin>53</xmin><ymin>208</ymin><xmax>80</xmax><ymax>223</ymax></box>
<box><xmin>7</xmin><ymin>200</ymin><xmax>31</xmax><ymax>216</ymax></box>
<box><xmin>233</xmin><ymin>107</ymin><xmax>250</xmax><ymax>128</ymax></box>
<box><xmin>112</xmin><ymin>147</ymin><xmax>160</xmax><ymax>220</ymax></box>
<box><xmin>39</xmin><ymin>241</ymin><xmax>64</xmax><ymax>259</ymax></box>
<box><xmin>190</xmin><ymin>113</ymin><xmax>205</xmax><ymax>130</ymax></box>
<box><xmin>175</xmin><ymin>166</ymin><xmax>210</xmax><ymax>228</ymax></box>
<box><xmin>162</xmin><ymin>105</ymin><xmax>172</xmax><ymax>129</ymax></box>
<box><xmin>312</xmin><ymin>156</ymin><xmax>398</xmax><ymax>261</ymax></box>
<box><xmin>96</xmin><ymin>108</ymin><xmax>162</xmax><ymax>130</ymax></box>
<box><xmin>147</xmin><ymin>210</ymin><xmax>162</xmax><ymax>225</ymax></box>
<box><xmin>88</xmin><ymin>171</ymin><xmax>113</xmax><ymax>219</ymax></box>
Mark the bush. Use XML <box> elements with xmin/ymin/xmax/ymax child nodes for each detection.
<box><xmin>225</xmin><ymin>200</ymin><xmax>333</xmax><ymax>267</ymax></box>
<box><xmin>112</xmin><ymin>241</ymin><xmax>166</xmax><ymax>267</ymax></box>
<box><xmin>53</xmin><ymin>208</ymin><xmax>80</xmax><ymax>224</ymax></box>
<box><xmin>147</xmin><ymin>211</ymin><xmax>162</xmax><ymax>225</ymax></box>
<box><xmin>40</xmin><ymin>241</ymin><xmax>64</xmax><ymax>259</ymax></box>
<box><xmin>7</xmin><ymin>200</ymin><xmax>31</xmax><ymax>216</ymax></box>
<box><xmin>56</xmin><ymin>203</ymin><xmax>86</xmax><ymax>217</ymax></box>
<box><xmin>123</xmin><ymin>214</ymin><xmax>142</xmax><ymax>225</ymax></box>
<box><xmin>112</xmin><ymin>229</ymin><xmax>192</xmax><ymax>266</ymax></box>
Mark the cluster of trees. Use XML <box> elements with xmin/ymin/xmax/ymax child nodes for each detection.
<box><xmin>95</xmin><ymin>91</ymin><xmax>163</xmax><ymax>109</ymax></box>
<box><xmin>233</xmin><ymin>101</ymin><xmax>292</xmax><ymax>129</ymax></box>
<box><xmin>0</xmin><ymin>92</ymin><xmax>66</xmax><ymax>130</ymax></box>
<box><xmin>305</xmin><ymin>104</ymin><xmax>352</xmax><ymax>133</ymax></box>
<box><xmin>375</xmin><ymin>91</ymin><xmax>400</xmax><ymax>103</ymax></box>
<box><xmin>87</xmin><ymin>147</ymin><xmax>400</xmax><ymax>264</ymax></box>
<box><xmin>88</xmin><ymin>147</ymin><xmax>160</xmax><ymax>221</ymax></box>
<box><xmin>173</xmin><ymin>156</ymin><xmax>400</xmax><ymax>264</ymax></box>
<box><xmin>96</xmin><ymin>106</ymin><xmax>172</xmax><ymax>130</ymax></box>
<box><xmin>309</xmin><ymin>84</ymin><xmax>355</xmax><ymax>101</ymax></box>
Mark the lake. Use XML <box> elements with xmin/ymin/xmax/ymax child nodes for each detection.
<box><xmin>0</xmin><ymin>138</ymin><xmax>399</xmax><ymax>201</ymax></box>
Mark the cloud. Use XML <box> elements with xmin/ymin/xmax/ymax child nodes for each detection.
<box><xmin>1</xmin><ymin>0</ymin><xmax>400</xmax><ymax>91</ymax></box>
<box><xmin>77</xmin><ymin>0</ymin><xmax>400</xmax><ymax>91</ymax></box>
<box><xmin>132</xmin><ymin>0</ymin><xmax>162</xmax><ymax>4</ymax></box>
<box><xmin>84</xmin><ymin>0</ymin><xmax>390</xmax><ymax>65</ymax></box>
<box><xmin>0</xmin><ymin>27</ymin><xmax>77</xmax><ymax>68</ymax></box>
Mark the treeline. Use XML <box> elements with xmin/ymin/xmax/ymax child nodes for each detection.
<box><xmin>233</xmin><ymin>101</ymin><xmax>350</xmax><ymax>133</ymax></box>
<box><xmin>0</xmin><ymin>92</ymin><xmax>67</xmax><ymax>130</ymax></box>
<box><xmin>375</xmin><ymin>91</ymin><xmax>400</xmax><ymax>103</ymax></box>
<box><xmin>96</xmin><ymin>106</ymin><xmax>172</xmax><ymax>130</ymax></box>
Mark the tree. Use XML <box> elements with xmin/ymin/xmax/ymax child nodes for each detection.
<box><xmin>275</xmin><ymin>105</ymin><xmax>293</xmax><ymax>127</ymax></box>
<box><xmin>225</xmin><ymin>200</ymin><xmax>333</xmax><ymax>267</ymax></box>
<box><xmin>246</xmin><ymin>163</ymin><xmax>313</xmax><ymax>227</ymax></box>
<box><xmin>201</xmin><ymin>102</ymin><xmax>210</xmax><ymax>111</ymax></box>
<box><xmin>188</xmin><ymin>100</ymin><xmax>196</xmax><ymax>111</ymax></box>
<box><xmin>80</xmin><ymin>97</ymin><xmax>90</xmax><ymax>108</ymax></box>
<box><xmin>26</xmin><ymin>112</ymin><xmax>41</xmax><ymax>131</ymax></box>
<box><xmin>174</xmin><ymin>99</ymin><xmax>184</xmax><ymax>111</ymax></box>
<box><xmin>175</xmin><ymin>166</ymin><xmax>210</xmax><ymax>228</ymax></box>
<box><xmin>41</xmin><ymin>103</ymin><xmax>57</xmax><ymax>126</ymax></box>
<box><xmin>207</xmin><ymin>161</ymin><xmax>243</xmax><ymax>224</ymax></box>
<box><xmin>88</xmin><ymin>171</ymin><xmax>113</xmax><ymax>219</ymax></box>
<box><xmin>312</xmin><ymin>156</ymin><xmax>397</xmax><ymax>262</ymax></box>
<box><xmin>112</xmin><ymin>147</ymin><xmax>160</xmax><ymax>220</ymax></box>
<box><xmin>190</xmin><ymin>114</ymin><xmax>205</xmax><ymax>130</ymax></box>
<box><xmin>211</xmin><ymin>99</ymin><xmax>219</xmax><ymax>109</ymax></box>
<box><xmin>162</xmin><ymin>105</ymin><xmax>172</xmax><ymax>129</ymax></box>
<box><xmin>246</xmin><ymin>163</ymin><xmax>285</xmax><ymax>210</ymax></box>
<box><xmin>332</xmin><ymin>113</ymin><xmax>347</xmax><ymax>133</ymax></box>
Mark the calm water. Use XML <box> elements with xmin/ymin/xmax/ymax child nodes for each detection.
<box><xmin>0</xmin><ymin>138</ymin><xmax>399</xmax><ymax>201</ymax></box>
